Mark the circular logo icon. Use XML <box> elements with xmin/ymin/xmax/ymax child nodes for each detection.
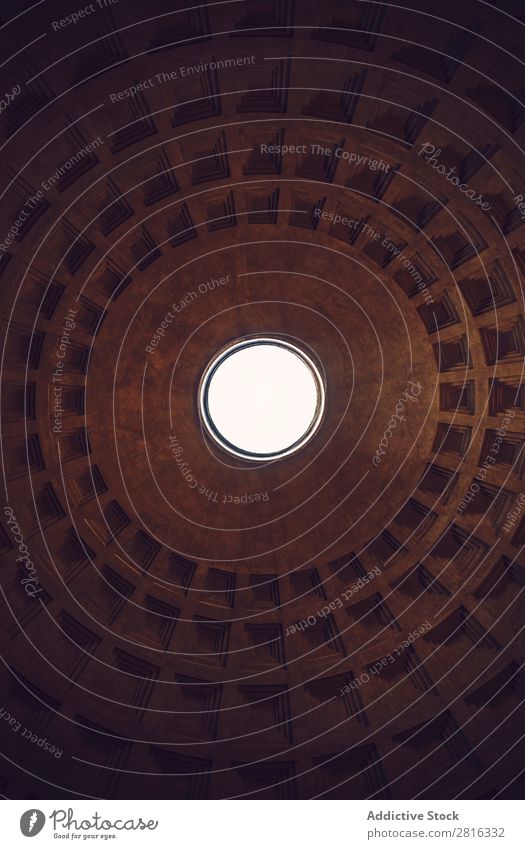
<box><xmin>20</xmin><ymin>810</ymin><xmax>46</xmax><ymax>837</ymax></box>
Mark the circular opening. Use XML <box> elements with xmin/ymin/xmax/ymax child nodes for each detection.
<box><xmin>199</xmin><ymin>338</ymin><xmax>325</xmax><ymax>461</ymax></box>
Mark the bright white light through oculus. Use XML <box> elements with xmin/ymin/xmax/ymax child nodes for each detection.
<box><xmin>199</xmin><ymin>338</ymin><xmax>325</xmax><ymax>461</ymax></box>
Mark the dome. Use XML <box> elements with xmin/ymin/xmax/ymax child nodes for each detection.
<box><xmin>0</xmin><ymin>0</ymin><xmax>524</xmax><ymax>801</ymax></box>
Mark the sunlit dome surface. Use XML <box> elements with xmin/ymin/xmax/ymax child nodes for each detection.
<box><xmin>200</xmin><ymin>338</ymin><xmax>325</xmax><ymax>461</ymax></box>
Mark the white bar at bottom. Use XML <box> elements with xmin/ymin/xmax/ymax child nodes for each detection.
<box><xmin>1</xmin><ymin>799</ymin><xmax>522</xmax><ymax>848</ymax></box>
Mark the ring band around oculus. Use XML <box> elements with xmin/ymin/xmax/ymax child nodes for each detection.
<box><xmin>198</xmin><ymin>337</ymin><xmax>326</xmax><ymax>462</ymax></box>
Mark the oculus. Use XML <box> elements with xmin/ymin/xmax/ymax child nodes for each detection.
<box><xmin>199</xmin><ymin>337</ymin><xmax>325</xmax><ymax>461</ymax></box>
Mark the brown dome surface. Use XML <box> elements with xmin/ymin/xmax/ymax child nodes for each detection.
<box><xmin>0</xmin><ymin>0</ymin><xmax>524</xmax><ymax>799</ymax></box>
